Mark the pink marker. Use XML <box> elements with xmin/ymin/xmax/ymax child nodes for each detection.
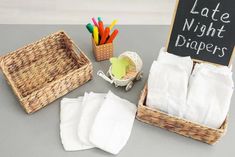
<box><xmin>92</xmin><ymin>17</ymin><xmax>99</xmax><ymax>27</ymax></box>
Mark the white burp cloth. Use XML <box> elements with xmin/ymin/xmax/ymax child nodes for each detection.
<box><xmin>60</xmin><ymin>97</ymin><xmax>93</xmax><ymax>151</ymax></box>
<box><xmin>77</xmin><ymin>92</ymin><xmax>106</xmax><ymax>146</ymax></box>
<box><xmin>89</xmin><ymin>91</ymin><xmax>137</xmax><ymax>155</ymax></box>
<box><xmin>146</xmin><ymin>48</ymin><xmax>193</xmax><ymax>117</ymax></box>
<box><xmin>185</xmin><ymin>63</ymin><xmax>234</xmax><ymax>128</ymax></box>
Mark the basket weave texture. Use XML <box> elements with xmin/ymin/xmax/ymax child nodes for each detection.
<box><xmin>0</xmin><ymin>31</ymin><xmax>93</xmax><ymax>114</ymax></box>
<box><xmin>92</xmin><ymin>38</ymin><xmax>113</xmax><ymax>61</ymax></box>
<box><xmin>136</xmin><ymin>85</ymin><xmax>228</xmax><ymax>144</ymax></box>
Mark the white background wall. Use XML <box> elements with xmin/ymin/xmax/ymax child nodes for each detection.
<box><xmin>0</xmin><ymin>0</ymin><xmax>176</xmax><ymax>25</ymax></box>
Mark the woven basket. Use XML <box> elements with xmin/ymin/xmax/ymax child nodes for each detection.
<box><xmin>0</xmin><ymin>31</ymin><xmax>93</xmax><ymax>114</ymax></box>
<box><xmin>136</xmin><ymin>85</ymin><xmax>228</xmax><ymax>144</ymax></box>
<box><xmin>92</xmin><ymin>38</ymin><xmax>113</xmax><ymax>61</ymax></box>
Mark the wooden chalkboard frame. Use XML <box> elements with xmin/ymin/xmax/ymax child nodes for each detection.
<box><xmin>166</xmin><ymin>0</ymin><xmax>235</xmax><ymax>67</ymax></box>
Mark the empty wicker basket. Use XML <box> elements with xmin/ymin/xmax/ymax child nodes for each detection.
<box><xmin>0</xmin><ymin>31</ymin><xmax>93</xmax><ymax>114</ymax></box>
<box><xmin>136</xmin><ymin>85</ymin><xmax>228</xmax><ymax>144</ymax></box>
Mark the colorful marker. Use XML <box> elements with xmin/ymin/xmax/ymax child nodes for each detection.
<box><xmin>93</xmin><ymin>26</ymin><xmax>99</xmax><ymax>45</ymax></box>
<box><xmin>98</xmin><ymin>21</ymin><xmax>104</xmax><ymax>36</ymax></box>
<box><xmin>106</xmin><ymin>29</ymin><xmax>119</xmax><ymax>43</ymax></box>
<box><xmin>109</xmin><ymin>19</ymin><xmax>118</xmax><ymax>30</ymax></box>
<box><xmin>92</xmin><ymin>17</ymin><xmax>99</xmax><ymax>27</ymax></box>
<box><xmin>100</xmin><ymin>27</ymin><xmax>110</xmax><ymax>45</ymax></box>
<box><xmin>98</xmin><ymin>17</ymin><xmax>102</xmax><ymax>22</ymax></box>
<box><xmin>86</xmin><ymin>23</ymin><xmax>94</xmax><ymax>33</ymax></box>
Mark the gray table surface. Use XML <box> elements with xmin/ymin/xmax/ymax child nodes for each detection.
<box><xmin>0</xmin><ymin>25</ymin><xmax>234</xmax><ymax>157</ymax></box>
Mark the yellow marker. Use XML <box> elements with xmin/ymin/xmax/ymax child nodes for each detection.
<box><xmin>93</xmin><ymin>26</ymin><xmax>99</xmax><ymax>45</ymax></box>
<box><xmin>109</xmin><ymin>19</ymin><xmax>118</xmax><ymax>30</ymax></box>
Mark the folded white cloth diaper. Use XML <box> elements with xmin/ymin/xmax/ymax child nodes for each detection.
<box><xmin>157</xmin><ymin>47</ymin><xmax>193</xmax><ymax>75</ymax></box>
<box><xmin>185</xmin><ymin>63</ymin><xmax>234</xmax><ymax>128</ymax></box>
<box><xmin>77</xmin><ymin>92</ymin><xmax>106</xmax><ymax>146</ymax></box>
<box><xmin>147</xmin><ymin>48</ymin><xmax>193</xmax><ymax>117</ymax></box>
<box><xmin>60</xmin><ymin>97</ymin><xmax>93</xmax><ymax>151</ymax></box>
<box><xmin>89</xmin><ymin>91</ymin><xmax>137</xmax><ymax>155</ymax></box>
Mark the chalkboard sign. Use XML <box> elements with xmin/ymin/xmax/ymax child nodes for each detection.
<box><xmin>166</xmin><ymin>0</ymin><xmax>235</xmax><ymax>66</ymax></box>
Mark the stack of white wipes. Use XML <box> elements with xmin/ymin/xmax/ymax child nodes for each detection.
<box><xmin>147</xmin><ymin>47</ymin><xmax>193</xmax><ymax>117</ymax></box>
<box><xmin>147</xmin><ymin>47</ymin><xmax>234</xmax><ymax>128</ymax></box>
<box><xmin>60</xmin><ymin>91</ymin><xmax>137</xmax><ymax>154</ymax></box>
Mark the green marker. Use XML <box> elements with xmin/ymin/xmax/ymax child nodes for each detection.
<box><xmin>86</xmin><ymin>23</ymin><xmax>94</xmax><ymax>34</ymax></box>
<box><xmin>98</xmin><ymin>17</ymin><xmax>102</xmax><ymax>22</ymax></box>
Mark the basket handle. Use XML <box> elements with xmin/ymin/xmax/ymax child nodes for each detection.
<box><xmin>97</xmin><ymin>70</ymin><xmax>114</xmax><ymax>84</ymax></box>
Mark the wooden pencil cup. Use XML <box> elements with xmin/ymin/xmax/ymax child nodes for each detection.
<box><xmin>92</xmin><ymin>38</ymin><xmax>113</xmax><ymax>61</ymax></box>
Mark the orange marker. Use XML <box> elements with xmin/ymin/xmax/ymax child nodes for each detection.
<box><xmin>100</xmin><ymin>27</ymin><xmax>110</xmax><ymax>45</ymax></box>
<box><xmin>106</xmin><ymin>29</ymin><xmax>118</xmax><ymax>43</ymax></box>
<box><xmin>98</xmin><ymin>21</ymin><xmax>104</xmax><ymax>36</ymax></box>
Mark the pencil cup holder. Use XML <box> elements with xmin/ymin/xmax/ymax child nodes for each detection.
<box><xmin>92</xmin><ymin>38</ymin><xmax>113</xmax><ymax>61</ymax></box>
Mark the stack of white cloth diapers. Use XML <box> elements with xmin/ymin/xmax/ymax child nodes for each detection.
<box><xmin>60</xmin><ymin>91</ymin><xmax>137</xmax><ymax>154</ymax></box>
<box><xmin>147</xmin><ymin>47</ymin><xmax>234</xmax><ymax>129</ymax></box>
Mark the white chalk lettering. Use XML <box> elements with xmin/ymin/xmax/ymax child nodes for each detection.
<box><xmin>211</xmin><ymin>3</ymin><xmax>220</xmax><ymax>21</ymax></box>
<box><xmin>190</xmin><ymin>41</ymin><xmax>198</xmax><ymax>50</ymax></box>
<box><xmin>217</xmin><ymin>25</ymin><xmax>226</xmax><ymax>38</ymax></box>
<box><xmin>220</xmin><ymin>47</ymin><xmax>227</xmax><ymax>57</ymax></box>
<box><xmin>201</xmin><ymin>8</ymin><xmax>209</xmax><ymax>17</ymax></box>
<box><xmin>174</xmin><ymin>0</ymin><xmax>231</xmax><ymax>60</ymax></box>
<box><xmin>197</xmin><ymin>42</ymin><xmax>206</xmax><ymax>54</ymax></box>
<box><xmin>190</xmin><ymin>0</ymin><xmax>199</xmax><ymax>14</ymax></box>
<box><xmin>206</xmin><ymin>44</ymin><xmax>214</xmax><ymax>52</ymax></box>
<box><xmin>213</xmin><ymin>45</ymin><xmax>221</xmax><ymax>54</ymax></box>
<box><xmin>186</xmin><ymin>38</ymin><xmax>192</xmax><ymax>48</ymax></box>
<box><xmin>175</xmin><ymin>35</ymin><xmax>186</xmax><ymax>47</ymax></box>
<box><xmin>190</xmin><ymin>0</ymin><xmax>230</xmax><ymax>24</ymax></box>
<box><xmin>182</xmin><ymin>18</ymin><xmax>194</xmax><ymax>31</ymax></box>
<box><xmin>221</xmin><ymin>13</ymin><xmax>230</xmax><ymax>23</ymax></box>
<box><xmin>206</xmin><ymin>22</ymin><xmax>216</xmax><ymax>37</ymax></box>
<box><xmin>197</xmin><ymin>24</ymin><xmax>206</xmax><ymax>37</ymax></box>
